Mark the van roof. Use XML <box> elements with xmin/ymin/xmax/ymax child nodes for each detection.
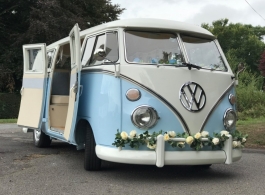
<box><xmin>47</xmin><ymin>18</ymin><xmax>214</xmax><ymax>49</ymax></box>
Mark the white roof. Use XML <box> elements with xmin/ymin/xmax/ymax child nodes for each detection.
<box><xmin>48</xmin><ymin>18</ymin><xmax>214</xmax><ymax>49</ymax></box>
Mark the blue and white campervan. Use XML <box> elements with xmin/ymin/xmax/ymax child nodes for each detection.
<box><xmin>18</xmin><ymin>18</ymin><xmax>242</xmax><ymax>171</ymax></box>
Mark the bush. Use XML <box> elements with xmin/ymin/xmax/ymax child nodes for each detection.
<box><xmin>236</xmin><ymin>71</ymin><xmax>265</xmax><ymax>120</ymax></box>
<box><xmin>0</xmin><ymin>93</ymin><xmax>21</xmax><ymax>119</ymax></box>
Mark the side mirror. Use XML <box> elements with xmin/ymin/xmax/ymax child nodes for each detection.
<box><xmin>94</xmin><ymin>48</ymin><xmax>106</xmax><ymax>59</ymax></box>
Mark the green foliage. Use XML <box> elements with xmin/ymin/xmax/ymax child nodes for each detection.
<box><xmin>0</xmin><ymin>0</ymin><xmax>125</xmax><ymax>92</ymax></box>
<box><xmin>202</xmin><ymin>19</ymin><xmax>265</xmax><ymax>74</ymax></box>
<box><xmin>236</xmin><ymin>71</ymin><xmax>265</xmax><ymax>119</ymax></box>
<box><xmin>259</xmin><ymin>51</ymin><xmax>265</xmax><ymax>76</ymax></box>
<box><xmin>112</xmin><ymin>130</ymin><xmax>247</xmax><ymax>151</ymax></box>
<box><xmin>0</xmin><ymin>93</ymin><xmax>20</xmax><ymax>119</ymax></box>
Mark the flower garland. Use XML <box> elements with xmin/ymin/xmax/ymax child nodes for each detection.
<box><xmin>112</xmin><ymin>130</ymin><xmax>248</xmax><ymax>151</ymax></box>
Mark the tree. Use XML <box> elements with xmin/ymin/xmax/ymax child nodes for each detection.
<box><xmin>259</xmin><ymin>51</ymin><xmax>265</xmax><ymax>77</ymax></box>
<box><xmin>0</xmin><ymin>0</ymin><xmax>124</xmax><ymax>92</ymax></box>
<box><xmin>202</xmin><ymin>19</ymin><xmax>265</xmax><ymax>74</ymax></box>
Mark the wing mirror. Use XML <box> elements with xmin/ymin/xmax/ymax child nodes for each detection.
<box><xmin>94</xmin><ymin>48</ymin><xmax>106</xmax><ymax>61</ymax></box>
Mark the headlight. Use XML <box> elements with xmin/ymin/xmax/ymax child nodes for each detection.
<box><xmin>223</xmin><ymin>108</ymin><xmax>236</xmax><ymax>130</ymax></box>
<box><xmin>131</xmin><ymin>106</ymin><xmax>159</xmax><ymax>129</ymax></box>
<box><xmin>229</xmin><ymin>94</ymin><xmax>236</xmax><ymax>105</ymax></box>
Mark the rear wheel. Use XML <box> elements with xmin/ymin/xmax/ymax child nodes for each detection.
<box><xmin>196</xmin><ymin>164</ymin><xmax>212</xmax><ymax>169</ymax></box>
<box><xmin>84</xmin><ymin>124</ymin><xmax>101</xmax><ymax>171</ymax></box>
<box><xmin>33</xmin><ymin>128</ymin><xmax>51</xmax><ymax>148</ymax></box>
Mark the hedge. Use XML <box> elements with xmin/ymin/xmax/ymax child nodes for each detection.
<box><xmin>0</xmin><ymin>93</ymin><xmax>21</xmax><ymax>119</ymax></box>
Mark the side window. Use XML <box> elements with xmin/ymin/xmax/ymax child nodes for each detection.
<box><xmin>55</xmin><ymin>44</ymin><xmax>71</xmax><ymax>70</ymax></box>
<box><xmin>90</xmin><ymin>34</ymin><xmax>106</xmax><ymax>65</ymax></box>
<box><xmin>106</xmin><ymin>32</ymin><xmax>119</xmax><ymax>62</ymax></box>
<box><xmin>25</xmin><ymin>49</ymin><xmax>43</xmax><ymax>72</ymax></box>
<box><xmin>81</xmin><ymin>31</ymin><xmax>119</xmax><ymax>66</ymax></box>
<box><xmin>47</xmin><ymin>50</ymin><xmax>55</xmax><ymax>68</ymax></box>
<box><xmin>81</xmin><ymin>37</ymin><xmax>96</xmax><ymax>66</ymax></box>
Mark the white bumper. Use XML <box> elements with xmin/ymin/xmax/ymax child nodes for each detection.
<box><xmin>96</xmin><ymin>135</ymin><xmax>242</xmax><ymax>167</ymax></box>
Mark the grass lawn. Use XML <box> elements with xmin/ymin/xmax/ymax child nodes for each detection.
<box><xmin>0</xmin><ymin>119</ymin><xmax>17</xmax><ymax>123</ymax></box>
<box><xmin>237</xmin><ymin>117</ymin><xmax>265</xmax><ymax>149</ymax></box>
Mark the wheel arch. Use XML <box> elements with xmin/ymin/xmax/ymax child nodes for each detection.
<box><xmin>75</xmin><ymin>119</ymin><xmax>92</xmax><ymax>146</ymax></box>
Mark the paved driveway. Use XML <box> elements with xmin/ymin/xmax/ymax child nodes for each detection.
<box><xmin>0</xmin><ymin>124</ymin><xmax>265</xmax><ymax>195</ymax></box>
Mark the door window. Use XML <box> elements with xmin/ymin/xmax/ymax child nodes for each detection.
<box><xmin>81</xmin><ymin>32</ymin><xmax>119</xmax><ymax>66</ymax></box>
<box><xmin>105</xmin><ymin>32</ymin><xmax>119</xmax><ymax>62</ymax></box>
<box><xmin>25</xmin><ymin>49</ymin><xmax>44</xmax><ymax>73</ymax></box>
<box><xmin>90</xmin><ymin>34</ymin><xmax>106</xmax><ymax>65</ymax></box>
<box><xmin>81</xmin><ymin>37</ymin><xmax>96</xmax><ymax>66</ymax></box>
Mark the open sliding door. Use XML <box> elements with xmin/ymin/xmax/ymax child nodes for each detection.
<box><xmin>64</xmin><ymin>24</ymin><xmax>81</xmax><ymax>140</ymax></box>
<box><xmin>17</xmin><ymin>44</ymin><xmax>47</xmax><ymax>129</ymax></box>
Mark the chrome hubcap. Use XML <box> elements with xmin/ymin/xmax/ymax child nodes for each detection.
<box><xmin>34</xmin><ymin>129</ymin><xmax>41</xmax><ymax>141</ymax></box>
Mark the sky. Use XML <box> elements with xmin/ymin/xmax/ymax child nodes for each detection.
<box><xmin>111</xmin><ymin>0</ymin><xmax>265</xmax><ymax>27</ymax></box>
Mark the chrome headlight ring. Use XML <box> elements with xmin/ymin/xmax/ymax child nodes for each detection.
<box><xmin>223</xmin><ymin>108</ymin><xmax>237</xmax><ymax>131</ymax></box>
<box><xmin>131</xmin><ymin>105</ymin><xmax>159</xmax><ymax>129</ymax></box>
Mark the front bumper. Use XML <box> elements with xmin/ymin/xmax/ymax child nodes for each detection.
<box><xmin>96</xmin><ymin>135</ymin><xmax>242</xmax><ymax>167</ymax></box>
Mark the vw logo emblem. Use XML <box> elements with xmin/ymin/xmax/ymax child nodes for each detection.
<box><xmin>179</xmin><ymin>82</ymin><xmax>206</xmax><ymax>112</ymax></box>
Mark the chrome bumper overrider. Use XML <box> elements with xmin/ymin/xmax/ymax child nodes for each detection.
<box><xmin>96</xmin><ymin>135</ymin><xmax>242</xmax><ymax>167</ymax></box>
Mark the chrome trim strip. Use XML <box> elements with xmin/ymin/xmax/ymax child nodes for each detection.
<box><xmin>81</xmin><ymin>68</ymin><xmax>114</xmax><ymax>75</ymax></box>
<box><xmin>200</xmin><ymin>82</ymin><xmax>235</xmax><ymax>132</ymax></box>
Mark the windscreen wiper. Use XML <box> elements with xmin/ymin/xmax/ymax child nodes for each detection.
<box><xmin>182</xmin><ymin>63</ymin><xmax>201</xmax><ymax>70</ymax></box>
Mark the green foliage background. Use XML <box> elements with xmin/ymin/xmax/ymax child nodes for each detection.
<box><xmin>0</xmin><ymin>93</ymin><xmax>20</xmax><ymax>119</ymax></box>
<box><xmin>0</xmin><ymin>0</ymin><xmax>124</xmax><ymax>93</ymax></box>
<box><xmin>202</xmin><ymin>19</ymin><xmax>265</xmax><ymax>120</ymax></box>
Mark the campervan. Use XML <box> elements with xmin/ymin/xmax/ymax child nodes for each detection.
<box><xmin>18</xmin><ymin>18</ymin><xmax>241</xmax><ymax>170</ymax></box>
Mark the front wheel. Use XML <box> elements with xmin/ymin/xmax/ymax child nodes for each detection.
<box><xmin>33</xmin><ymin>128</ymin><xmax>51</xmax><ymax>148</ymax></box>
<box><xmin>84</xmin><ymin>124</ymin><xmax>101</xmax><ymax>171</ymax></box>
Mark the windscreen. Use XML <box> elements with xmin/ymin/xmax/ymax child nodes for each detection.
<box><xmin>125</xmin><ymin>31</ymin><xmax>184</xmax><ymax>65</ymax></box>
<box><xmin>182</xmin><ymin>35</ymin><xmax>227</xmax><ymax>71</ymax></box>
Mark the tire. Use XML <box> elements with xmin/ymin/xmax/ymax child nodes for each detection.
<box><xmin>196</xmin><ymin>164</ymin><xmax>212</xmax><ymax>169</ymax></box>
<box><xmin>33</xmin><ymin>128</ymin><xmax>52</xmax><ymax>148</ymax></box>
<box><xmin>84</xmin><ymin>124</ymin><xmax>101</xmax><ymax>171</ymax></box>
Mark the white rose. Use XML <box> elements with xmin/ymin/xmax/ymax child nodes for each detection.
<box><xmin>164</xmin><ymin>134</ymin><xmax>170</xmax><ymax>141</ymax></box>
<box><xmin>177</xmin><ymin>142</ymin><xmax>185</xmax><ymax>148</ymax></box>
<box><xmin>242</xmin><ymin>138</ymin><xmax>246</xmax><ymax>143</ymax></box>
<box><xmin>194</xmin><ymin>132</ymin><xmax>201</xmax><ymax>139</ymax></box>
<box><xmin>168</xmin><ymin>131</ymin><xmax>176</xmax><ymax>138</ymax></box>
<box><xmin>220</xmin><ymin>130</ymin><xmax>230</xmax><ymax>136</ymax></box>
<box><xmin>201</xmin><ymin>131</ymin><xmax>209</xmax><ymax>138</ymax></box>
<box><xmin>186</xmin><ymin>136</ymin><xmax>194</xmax><ymax>145</ymax></box>
<box><xmin>147</xmin><ymin>142</ymin><xmax>156</xmax><ymax>149</ymax></box>
<box><xmin>237</xmin><ymin>141</ymin><xmax>241</xmax><ymax>147</ymax></box>
<box><xmin>233</xmin><ymin>141</ymin><xmax>238</xmax><ymax>148</ymax></box>
<box><xmin>129</xmin><ymin>130</ymin><xmax>137</xmax><ymax>138</ymax></box>
<box><xmin>212</xmin><ymin>138</ymin><xmax>219</xmax><ymax>145</ymax></box>
<box><xmin>120</xmin><ymin>131</ymin><xmax>128</xmax><ymax>140</ymax></box>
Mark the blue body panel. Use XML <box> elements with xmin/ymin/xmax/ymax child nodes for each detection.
<box><xmin>203</xmin><ymin>87</ymin><xmax>236</xmax><ymax>134</ymax></box>
<box><xmin>78</xmin><ymin>72</ymin><xmax>121</xmax><ymax>146</ymax></box>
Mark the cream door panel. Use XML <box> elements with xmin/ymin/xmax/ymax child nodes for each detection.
<box><xmin>64</xmin><ymin>24</ymin><xmax>81</xmax><ymax>140</ymax></box>
<box><xmin>17</xmin><ymin>44</ymin><xmax>47</xmax><ymax>129</ymax></box>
